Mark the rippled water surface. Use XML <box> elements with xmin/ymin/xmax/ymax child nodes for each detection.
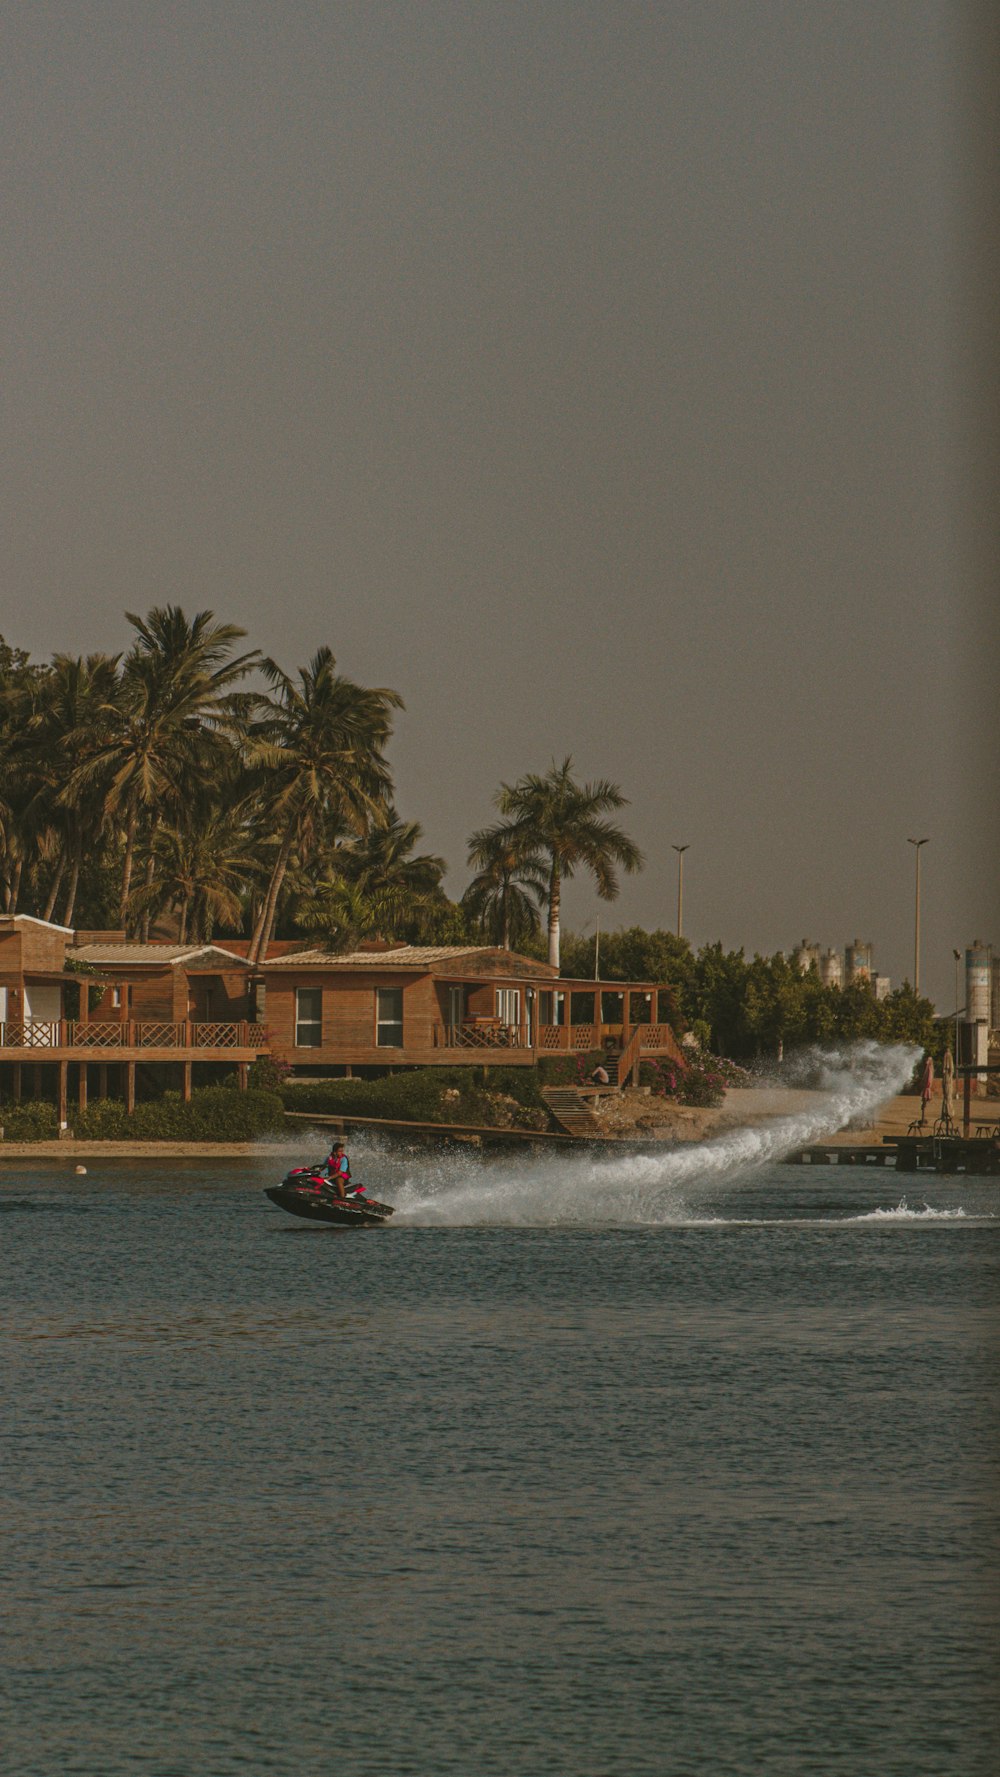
<box><xmin>3</xmin><ymin>1137</ymin><xmax>999</xmax><ymax>1776</ymax></box>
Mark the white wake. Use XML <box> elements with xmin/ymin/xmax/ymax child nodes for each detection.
<box><xmin>343</xmin><ymin>1040</ymin><xmax>919</xmax><ymax>1227</ymax></box>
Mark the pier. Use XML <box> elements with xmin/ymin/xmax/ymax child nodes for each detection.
<box><xmin>785</xmin><ymin>1135</ymin><xmax>1000</xmax><ymax>1174</ymax></box>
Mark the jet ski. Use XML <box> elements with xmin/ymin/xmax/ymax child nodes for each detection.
<box><xmin>265</xmin><ymin>1164</ymin><xmax>395</xmax><ymax>1228</ymax></box>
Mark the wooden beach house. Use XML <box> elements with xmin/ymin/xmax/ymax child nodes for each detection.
<box><xmin>0</xmin><ymin>916</ymin><xmax>265</xmax><ymax>1123</ymax></box>
<box><xmin>0</xmin><ymin>919</ymin><xmax>684</xmax><ymax>1120</ymax></box>
<box><xmin>255</xmin><ymin>941</ymin><xmax>685</xmax><ymax>1083</ymax></box>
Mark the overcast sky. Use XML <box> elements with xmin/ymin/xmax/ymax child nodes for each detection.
<box><xmin>3</xmin><ymin>2</ymin><xmax>996</xmax><ymax>1006</ymax></box>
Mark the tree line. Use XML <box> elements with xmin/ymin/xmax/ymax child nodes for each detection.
<box><xmin>0</xmin><ymin>609</ymin><xmax>636</xmax><ymax>967</ymax></box>
<box><xmin>558</xmin><ymin>928</ymin><xmax>939</xmax><ymax>1064</ymax></box>
<box><xmin>1</xmin><ymin>607</ymin><xmax>936</xmax><ymax>1060</ymax></box>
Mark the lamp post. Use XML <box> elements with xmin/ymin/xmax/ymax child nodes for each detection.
<box><xmin>953</xmin><ymin>948</ymin><xmax>962</xmax><ymax>1064</ymax></box>
<box><xmin>907</xmin><ymin>837</ymin><xmax>928</xmax><ymax>993</ymax></box>
<box><xmin>672</xmin><ymin>845</ymin><xmax>689</xmax><ymax>941</ymax></box>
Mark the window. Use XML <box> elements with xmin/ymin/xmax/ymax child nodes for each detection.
<box><xmin>495</xmin><ymin>988</ymin><xmax>521</xmax><ymax>1029</ymax></box>
<box><xmin>295</xmin><ymin>988</ymin><xmax>323</xmax><ymax>1047</ymax></box>
<box><xmin>376</xmin><ymin>987</ymin><xmax>404</xmax><ymax>1047</ymax></box>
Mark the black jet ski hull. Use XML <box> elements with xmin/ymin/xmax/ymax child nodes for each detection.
<box><xmin>265</xmin><ymin>1183</ymin><xmax>395</xmax><ymax>1227</ymax></box>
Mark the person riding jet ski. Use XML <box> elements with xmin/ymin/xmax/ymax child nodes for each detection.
<box><xmin>324</xmin><ymin>1142</ymin><xmax>364</xmax><ymax>1200</ymax></box>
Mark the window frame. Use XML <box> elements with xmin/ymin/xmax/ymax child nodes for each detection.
<box><xmin>375</xmin><ymin>985</ymin><xmax>404</xmax><ymax>1048</ymax></box>
<box><xmin>295</xmin><ymin>986</ymin><xmax>323</xmax><ymax>1048</ymax></box>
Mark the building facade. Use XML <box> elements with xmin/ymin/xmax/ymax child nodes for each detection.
<box><xmin>0</xmin><ymin>920</ymin><xmax>684</xmax><ymax>1116</ymax></box>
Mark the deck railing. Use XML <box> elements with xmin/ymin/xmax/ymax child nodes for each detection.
<box><xmin>434</xmin><ymin>1022</ymin><xmax>531</xmax><ymax>1050</ymax></box>
<box><xmin>537</xmin><ymin>1021</ymin><xmax>673</xmax><ymax>1060</ymax></box>
<box><xmin>0</xmin><ymin>1020</ymin><xmax>268</xmax><ymax>1052</ymax></box>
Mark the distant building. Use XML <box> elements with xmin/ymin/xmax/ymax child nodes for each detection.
<box><xmin>792</xmin><ymin>940</ymin><xmax>822</xmax><ymax>975</ymax></box>
<box><xmin>963</xmin><ymin>942</ymin><xmax>993</xmax><ymax>1083</ymax></box>
<box><xmin>845</xmin><ymin>940</ymin><xmax>873</xmax><ymax>985</ymax></box>
<box><xmin>820</xmin><ymin>949</ymin><xmax>843</xmax><ymax>990</ymax></box>
<box><xmin>791</xmin><ymin>940</ymin><xmax>888</xmax><ymax>992</ymax></box>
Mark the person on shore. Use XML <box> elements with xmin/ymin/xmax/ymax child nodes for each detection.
<box><xmin>590</xmin><ymin>1063</ymin><xmax>610</xmax><ymax>1086</ymax></box>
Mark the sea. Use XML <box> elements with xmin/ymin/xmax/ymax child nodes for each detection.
<box><xmin>2</xmin><ymin>1044</ymin><xmax>998</xmax><ymax>1777</ymax></box>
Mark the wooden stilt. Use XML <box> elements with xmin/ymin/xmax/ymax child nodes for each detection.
<box><xmin>237</xmin><ymin>1062</ymin><xmax>248</xmax><ymax>1091</ymax></box>
<box><xmin>182</xmin><ymin>1061</ymin><xmax>192</xmax><ymax>1103</ymax></box>
<box><xmin>126</xmin><ymin>1061</ymin><xmax>135</xmax><ymax>1115</ymax></box>
<box><xmin>78</xmin><ymin>1063</ymin><xmax>88</xmax><ymax>1113</ymax></box>
<box><xmin>58</xmin><ymin>1061</ymin><xmax>68</xmax><ymax>1128</ymax></box>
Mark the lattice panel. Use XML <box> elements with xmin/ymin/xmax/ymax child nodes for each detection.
<box><xmin>192</xmin><ymin>1023</ymin><xmax>239</xmax><ymax>1048</ymax></box>
<box><xmin>137</xmin><ymin>1023</ymin><xmax>183</xmax><ymax>1047</ymax></box>
<box><xmin>69</xmin><ymin>1023</ymin><xmax>126</xmax><ymax>1048</ymax></box>
<box><xmin>0</xmin><ymin>1021</ymin><xmax>61</xmax><ymax>1049</ymax></box>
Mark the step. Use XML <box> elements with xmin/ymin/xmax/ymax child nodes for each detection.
<box><xmin>541</xmin><ymin>1087</ymin><xmax>603</xmax><ymax>1137</ymax></box>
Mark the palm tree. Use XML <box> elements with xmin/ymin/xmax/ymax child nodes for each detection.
<box><xmin>335</xmin><ymin>808</ymin><xmax>447</xmax><ymax>940</ymax></box>
<box><xmin>68</xmin><ymin>607</ymin><xmax>258</xmax><ymax>927</ymax></box>
<box><xmin>244</xmin><ymin>649</ymin><xmax>402</xmax><ymax>964</ymax></box>
<box><xmin>462</xmin><ymin>823</ymin><xmax>548</xmax><ymax>951</ymax></box>
<box><xmin>0</xmin><ymin>641</ymin><xmax>45</xmax><ymax>914</ymax></box>
<box><xmin>294</xmin><ymin>877</ymin><xmax>409</xmax><ymax>953</ymax></box>
<box><xmin>127</xmin><ymin>788</ymin><xmax>268</xmax><ymax>944</ymax></box>
<box><xmin>495</xmin><ymin>757</ymin><xmax>643</xmax><ymax>968</ymax></box>
<box><xmin>29</xmin><ymin>652</ymin><xmax>122</xmax><ymax>925</ymax></box>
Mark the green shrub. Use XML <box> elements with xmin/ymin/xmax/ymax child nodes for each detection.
<box><xmin>1</xmin><ymin>1101</ymin><xmax>60</xmax><ymax>1141</ymax></box>
<box><xmin>74</xmin><ymin>1099</ymin><xmax>129</xmax><ymax>1139</ymax></box>
<box><xmin>537</xmin><ymin>1051</ymin><xmax>604</xmax><ymax>1087</ymax></box>
<box><xmin>74</xmin><ymin>1087</ymin><xmax>286</xmax><ymax>1142</ymax></box>
<box><xmin>282</xmin><ymin>1066</ymin><xmax>547</xmax><ymax>1129</ymax></box>
<box><xmin>248</xmin><ymin>1054</ymin><xmax>292</xmax><ymax>1093</ymax></box>
<box><xmin>677</xmin><ymin>1060</ymin><xmax>725</xmax><ymax>1108</ymax></box>
<box><xmin>639</xmin><ymin>1058</ymin><xmax>681</xmax><ymax>1095</ymax></box>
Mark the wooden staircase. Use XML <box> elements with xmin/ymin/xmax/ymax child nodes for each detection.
<box><xmin>541</xmin><ymin>1086</ymin><xmax>603</xmax><ymax>1138</ymax></box>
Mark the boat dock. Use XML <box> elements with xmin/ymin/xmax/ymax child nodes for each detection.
<box><xmin>786</xmin><ymin>1135</ymin><xmax>999</xmax><ymax>1174</ymax></box>
<box><xmin>785</xmin><ymin>1144</ymin><xmax>893</xmax><ymax>1166</ymax></box>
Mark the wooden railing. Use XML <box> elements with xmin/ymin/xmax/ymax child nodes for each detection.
<box><xmin>538</xmin><ymin>1023</ymin><xmax>597</xmax><ymax>1052</ymax></box>
<box><xmin>434</xmin><ymin>1022</ymin><xmax>530</xmax><ymax>1050</ymax></box>
<box><xmin>0</xmin><ymin>1020</ymin><xmax>268</xmax><ymax>1052</ymax></box>
<box><xmin>617</xmin><ymin>1025</ymin><xmax>643</xmax><ymax>1089</ymax></box>
<box><xmin>537</xmin><ymin>1020</ymin><xmax>674</xmax><ymax>1072</ymax></box>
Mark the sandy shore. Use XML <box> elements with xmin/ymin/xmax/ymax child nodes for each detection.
<box><xmin>591</xmin><ymin>1087</ymin><xmax>998</xmax><ymax>1145</ymax></box>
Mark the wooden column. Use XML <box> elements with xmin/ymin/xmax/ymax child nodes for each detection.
<box><xmin>126</xmin><ymin>1061</ymin><xmax>135</xmax><ymax>1115</ymax></box>
<box><xmin>238</xmin><ymin>1062</ymin><xmax>248</xmax><ymax>1091</ymax></box>
<box><xmin>622</xmin><ymin>990</ymin><xmax>631</xmax><ymax>1040</ymax></box>
<box><xmin>182</xmin><ymin>1061</ymin><xmax>192</xmax><ymax>1103</ymax></box>
<box><xmin>78</xmin><ymin>1063</ymin><xmax>88</xmax><ymax>1113</ymax></box>
<box><xmin>98</xmin><ymin>1063</ymin><xmax>108</xmax><ymax>1101</ymax></box>
<box><xmin>58</xmin><ymin>1061</ymin><xmax>68</xmax><ymax>1127</ymax></box>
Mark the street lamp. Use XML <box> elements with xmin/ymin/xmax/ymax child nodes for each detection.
<box><xmin>953</xmin><ymin>948</ymin><xmax>962</xmax><ymax>1064</ymax></box>
<box><xmin>672</xmin><ymin>845</ymin><xmax>689</xmax><ymax>940</ymax></box>
<box><xmin>907</xmin><ymin>837</ymin><xmax>928</xmax><ymax>994</ymax></box>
